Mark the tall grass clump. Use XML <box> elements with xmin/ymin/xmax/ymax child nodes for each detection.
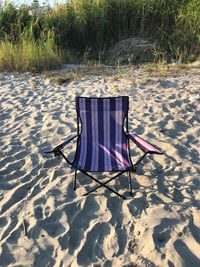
<box><xmin>173</xmin><ymin>0</ymin><xmax>200</xmax><ymax>61</ymax></box>
<box><xmin>0</xmin><ymin>30</ymin><xmax>64</xmax><ymax>72</ymax></box>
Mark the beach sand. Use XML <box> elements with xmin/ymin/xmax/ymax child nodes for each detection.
<box><xmin>0</xmin><ymin>65</ymin><xmax>200</xmax><ymax>267</ymax></box>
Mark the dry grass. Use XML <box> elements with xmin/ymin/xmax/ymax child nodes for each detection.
<box><xmin>0</xmin><ymin>32</ymin><xmax>64</xmax><ymax>72</ymax></box>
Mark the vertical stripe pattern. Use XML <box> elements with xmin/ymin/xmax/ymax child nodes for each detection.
<box><xmin>74</xmin><ymin>97</ymin><xmax>131</xmax><ymax>171</ymax></box>
<box><xmin>91</xmin><ymin>99</ymin><xmax>99</xmax><ymax>170</ymax></box>
<box><xmin>103</xmin><ymin>99</ymin><xmax>112</xmax><ymax>170</ymax></box>
<box><xmin>114</xmin><ymin>98</ymin><xmax>124</xmax><ymax>169</ymax></box>
<box><xmin>78</xmin><ymin>99</ymin><xmax>87</xmax><ymax>169</ymax></box>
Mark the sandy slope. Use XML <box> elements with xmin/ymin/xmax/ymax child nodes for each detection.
<box><xmin>0</xmin><ymin>65</ymin><xmax>199</xmax><ymax>267</ymax></box>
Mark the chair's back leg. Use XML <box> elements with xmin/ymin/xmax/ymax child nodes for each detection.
<box><xmin>77</xmin><ymin>115</ymin><xmax>80</xmax><ymax>134</ymax></box>
<box><xmin>128</xmin><ymin>171</ymin><xmax>133</xmax><ymax>196</ymax></box>
<box><xmin>73</xmin><ymin>114</ymin><xmax>80</xmax><ymax>191</ymax></box>
<box><xmin>73</xmin><ymin>170</ymin><xmax>77</xmax><ymax>190</ymax></box>
<box><xmin>126</xmin><ymin>114</ymin><xmax>129</xmax><ymax>133</ymax></box>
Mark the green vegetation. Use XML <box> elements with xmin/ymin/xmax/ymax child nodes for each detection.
<box><xmin>0</xmin><ymin>0</ymin><xmax>199</xmax><ymax>72</ymax></box>
<box><xmin>0</xmin><ymin>30</ymin><xmax>64</xmax><ymax>72</ymax></box>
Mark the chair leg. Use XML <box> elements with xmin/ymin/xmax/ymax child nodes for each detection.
<box><xmin>128</xmin><ymin>171</ymin><xmax>133</xmax><ymax>196</ymax></box>
<box><xmin>73</xmin><ymin>170</ymin><xmax>77</xmax><ymax>190</ymax></box>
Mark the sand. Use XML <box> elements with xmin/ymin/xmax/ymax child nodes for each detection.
<box><xmin>0</xmin><ymin>65</ymin><xmax>200</xmax><ymax>267</ymax></box>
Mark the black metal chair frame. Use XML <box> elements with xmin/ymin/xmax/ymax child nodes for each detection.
<box><xmin>45</xmin><ymin>113</ymin><xmax>162</xmax><ymax>200</ymax></box>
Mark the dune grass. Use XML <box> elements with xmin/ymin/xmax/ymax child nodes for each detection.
<box><xmin>0</xmin><ymin>0</ymin><xmax>199</xmax><ymax>72</ymax></box>
<box><xmin>0</xmin><ymin>31</ymin><xmax>64</xmax><ymax>72</ymax></box>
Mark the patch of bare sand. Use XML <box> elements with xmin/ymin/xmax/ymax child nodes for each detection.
<box><xmin>0</xmin><ymin>65</ymin><xmax>199</xmax><ymax>266</ymax></box>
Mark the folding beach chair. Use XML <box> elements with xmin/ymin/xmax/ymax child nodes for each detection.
<box><xmin>45</xmin><ymin>96</ymin><xmax>163</xmax><ymax>199</ymax></box>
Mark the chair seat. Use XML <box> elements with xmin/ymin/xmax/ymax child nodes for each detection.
<box><xmin>73</xmin><ymin>140</ymin><xmax>132</xmax><ymax>172</ymax></box>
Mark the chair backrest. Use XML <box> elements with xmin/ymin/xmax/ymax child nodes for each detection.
<box><xmin>76</xmin><ymin>96</ymin><xmax>129</xmax><ymax>142</ymax></box>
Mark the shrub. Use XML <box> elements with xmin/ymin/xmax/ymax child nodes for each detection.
<box><xmin>0</xmin><ymin>0</ymin><xmax>199</xmax><ymax>71</ymax></box>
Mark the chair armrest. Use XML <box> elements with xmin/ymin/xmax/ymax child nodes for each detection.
<box><xmin>127</xmin><ymin>133</ymin><xmax>163</xmax><ymax>154</ymax></box>
<box><xmin>45</xmin><ymin>134</ymin><xmax>79</xmax><ymax>155</ymax></box>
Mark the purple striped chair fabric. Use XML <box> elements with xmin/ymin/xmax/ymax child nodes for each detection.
<box><xmin>73</xmin><ymin>97</ymin><xmax>132</xmax><ymax>171</ymax></box>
